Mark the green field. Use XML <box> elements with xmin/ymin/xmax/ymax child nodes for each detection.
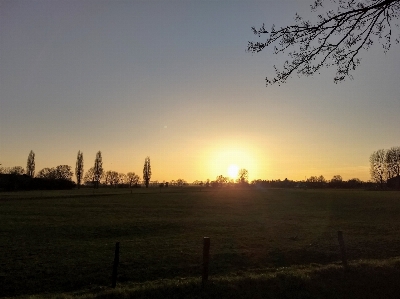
<box><xmin>1</xmin><ymin>188</ymin><xmax>400</xmax><ymax>298</ymax></box>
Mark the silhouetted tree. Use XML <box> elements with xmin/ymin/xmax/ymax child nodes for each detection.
<box><xmin>37</xmin><ymin>168</ymin><xmax>56</xmax><ymax>179</ymax></box>
<box><xmin>175</xmin><ymin>178</ymin><xmax>187</xmax><ymax>187</ymax></box>
<box><xmin>118</xmin><ymin>173</ymin><xmax>127</xmax><ymax>187</ymax></box>
<box><xmin>83</xmin><ymin>167</ymin><xmax>95</xmax><ymax>186</ymax></box>
<box><xmin>54</xmin><ymin>165</ymin><xmax>73</xmax><ymax>181</ymax></box>
<box><xmin>213</xmin><ymin>175</ymin><xmax>229</xmax><ymax>187</ymax></box>
<box><xmin>8</xmin><ymin>166</ymin><xmax>25</xmax><ymax>175</ymax></box>
<box><xmin>110</xmin><ymin>171</ymin><xmax>120</xmax><ymax>187</ymax></box>
<box><xmin>93</xmin><ymin>151</ymin><xmax>103</xmax><ymax>189</ymax></box>
<box><xmin>26</xmin><ymin>150</ymin><xmax>35</xmax><ymax>177</ymax></box>
<box><xmin>330</xmin><ymin>174</ymin><xmax>343</xmax><ymax>188</ymax></box>
<box><xmin>307</xmin><ymin>176</ymin><xmax>318</xmax><ymax>183</ymax></box>
<box><xmin>104</xmin><ymin>170</ymin><xmax>119</xmax><ymax>188</ymax></box>
<box><xmin>248</xmin><ymin>0</ymin><xmax>400</xmax><ymax>85</ymax></box>
<box><xmin>103</xmin><ymin>170</ymin><xmax>112</xmax><ymax>186</ymax></box>
<box><xmin>386</xmin><ymin>146</ymin><xmax>400</xmax><ymax>179</ymax></box>
<box><xmin>0</xmin><ymin>166</ymin><xmax>24</xmax><ymax>175</ymax></box>
<box><xmin>370</xmin><ymin>149</ymin><xmax>387</xmax><ymax>188</ymax></box>
<box><xmin>306</xmin><ymin>175</ymin><xmax>327</xmax><ymax>188</ymax></box>
<box><xmin>237</xmin><ymin>168</ymin><xmax>249</xmax><ymax>185</ymax></box>
<box><xmin>127</xmin><ymin>172</ymin><xmax>140</xmax><ymax>188</ymax></box>
<box><xmin>36</xmin><ymin>165</ymin><xmax>73</xmax><ymax>181</ymax></box>
<box><xmin>75</xmin><ymin>151</ymin><xmax>84</xmax><ymax>189</ymax></box>
<box><xmin>331</xmin><ymin>174</ymin><xmax>342</xmax><ymax>182</ymax></box>
<box><xmin>143</xmin><ymin>156</ymin><xmax>151</xmax><ymax>188</ymax></box>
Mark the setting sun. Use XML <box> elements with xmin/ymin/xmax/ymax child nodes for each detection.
<box><xmin>201</xmin><ymin>139</ymin><xmax>268</xmax><ymax>182</ymax></box>
<box><xmin>227</xmin><ymin>164</ymin><xmax>239</xmax><ymax>178</ymax></box>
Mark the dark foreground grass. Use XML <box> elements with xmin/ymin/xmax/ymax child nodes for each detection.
<box><xmin>9</xmin><ymin>258</ymin><xmax>400</xmax><ymax>299</ymax></box>
<box><xmin>1</xmin><ymin>188</ymin><xmax>400</xmax><ymax>297</ymax></box>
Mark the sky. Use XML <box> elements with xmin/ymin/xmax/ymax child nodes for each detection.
<box><xmin>1</xmin><ymin>0</ymin><xmax>399</xmax><ymax>183</ymax></box>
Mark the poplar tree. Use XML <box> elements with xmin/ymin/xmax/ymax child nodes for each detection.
<box><xmin>75</xmin><ymin>151</ymin><xmax>84</xmax><ymax>189</ymax></box>
<box><xmin>93</xmin><ymin>151</ymin><xmax>103</xmax><ymax>189</ymax></box>
<box><xmin>26</xmin><ymin>150</ymin><xmax>35</xmax><ymax>177</ymax></box>
<box><xmin>143</xmin><ymin>156</ymin><xmax>151</xmax><ymax>188</ymax></box>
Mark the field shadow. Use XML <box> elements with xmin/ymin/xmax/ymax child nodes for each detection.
<box><xmin>62</xmin><ymin>258</ymin><xmax>400</xmax><ymax>299</ymax></box>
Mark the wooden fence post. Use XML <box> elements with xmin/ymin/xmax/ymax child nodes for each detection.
<box><xmin>202</xmin><ymin>237</ymin><xmax>210</xmax><ymax>287</ymax></box>
<box><xmin>112</xmin><ymin>242</ymin><xmax>120</xmax><ymax>288</ymax></box>
<box><xmin>337</xmin><ymin>231</ymin><xmax>348</xmax><ymax>269</ymax></box>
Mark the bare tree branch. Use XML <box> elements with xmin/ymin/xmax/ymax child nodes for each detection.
<box><xmin>247</xmin><ymin>0</ymin><xmax>400</xmax><ymax>86</ymax></box>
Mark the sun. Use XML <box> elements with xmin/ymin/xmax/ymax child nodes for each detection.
<box><xmin>227</xmin><ymin>164</ymin><xmax>239</xmax><ymax>178</ymax></box>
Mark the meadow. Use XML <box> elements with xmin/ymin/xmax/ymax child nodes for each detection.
<box><xmin>1</xmin><ymin>187</ymin><xmax>400</xmax><ymax>298</ymax></box>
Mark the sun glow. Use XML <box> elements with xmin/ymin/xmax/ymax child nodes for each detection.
<box><xmin>202</xmin><ymin>139</ymin><xmax>267</xmax><ymax>182</ymax></box>
<box><xmin>227</xmin><ymin>164</ymin><xmax>239</xmax><ymax>178</ymax></box>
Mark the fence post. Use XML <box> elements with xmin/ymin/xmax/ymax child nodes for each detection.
<box><xmin>337</xmin><ymin>231</ymin><xmax>348</xmax><ymax>269</ymax></box>
<box><xmin>202</xmin><ymin>237</ymin><xmax>210</xmax><ymax>287</ymax></box>
<box><xmin>112</xmin><ymin>242</ymin><xmax>120</xmax><ymax>288</ymax></box>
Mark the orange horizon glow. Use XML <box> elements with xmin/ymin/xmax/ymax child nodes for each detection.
<box><xmin>1</xmin><ymin>141</ymin><xmax>371</xmax><ymax>183</ymax></box>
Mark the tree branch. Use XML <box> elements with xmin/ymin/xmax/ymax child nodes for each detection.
<box><xmin>248</xmin><ymin>0</ymin><xmax>400</xmax><ymax>86</ymax></box>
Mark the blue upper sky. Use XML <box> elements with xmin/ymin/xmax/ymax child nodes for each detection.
<box><xmin>1</xmin><ymin>0</ymin><xmax>399</xmax><ymax>182</ymax></box>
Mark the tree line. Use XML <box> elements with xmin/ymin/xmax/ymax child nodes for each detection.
<box><xmin>0</xmin><ymin>150</ymin><xmax>152</xmax><ymax>191</ymax></box>
<box><xmin>1</xmin><ymin>146</ymin><xmax>399</xmax><ymax>191</ymax></box>
<box><xmin>81</xmin><ymin>152</ymin><xmax>151</xmax><ymax>189</ymax></box>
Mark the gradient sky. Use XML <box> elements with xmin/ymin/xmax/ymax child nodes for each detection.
<box><xmin>1</xmin><ymin>0</ymin><xmax>399</xmax><ymax>183</ymax></box>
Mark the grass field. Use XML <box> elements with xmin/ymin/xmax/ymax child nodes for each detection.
<box><xmin>1</xmin><ymin>188</ymin><xmax>400</xmax><ymax>298</ymax></box>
